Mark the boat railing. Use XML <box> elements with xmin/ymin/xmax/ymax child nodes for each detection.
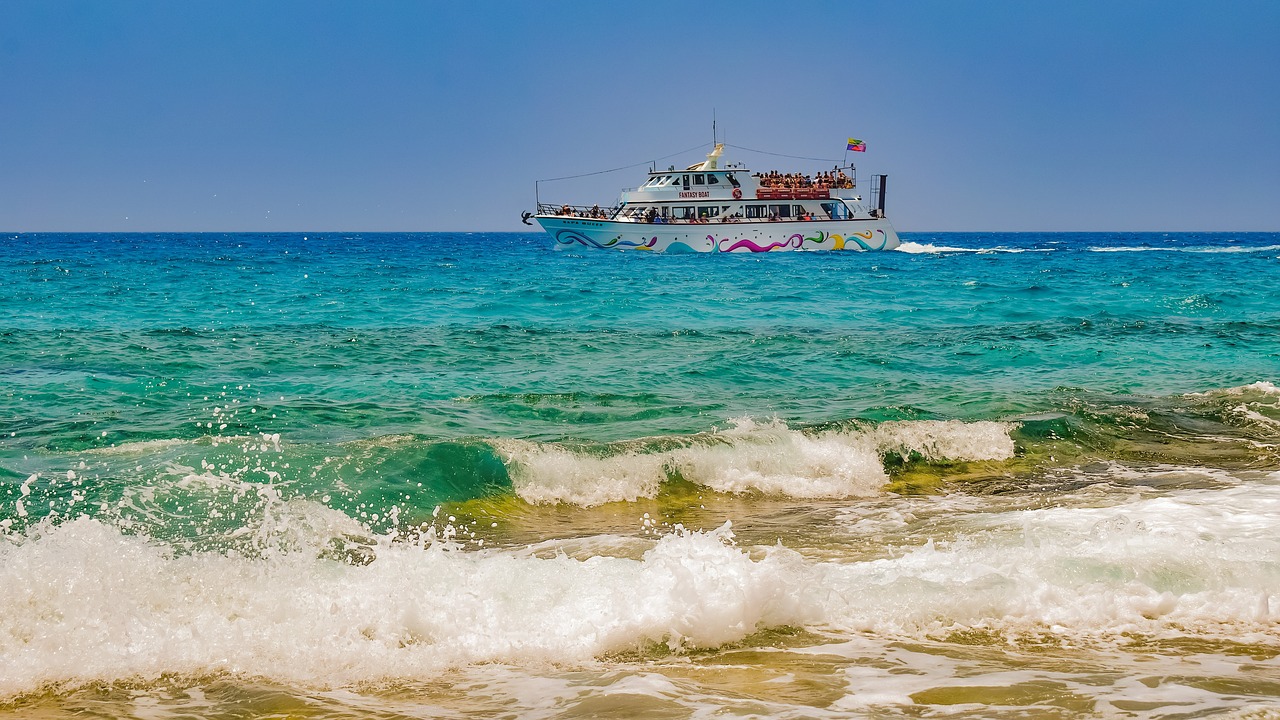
<box><xmin>754</xmin><ymin>188</ymin><xmax>839</xmax><ymax>200</ymax></box>
<box><xmin>537</xmin><ymin>202</ymin><xmax>621</xmax><ymax>219</ymax></box>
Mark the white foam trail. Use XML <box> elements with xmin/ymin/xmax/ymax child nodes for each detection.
<box><xmin>890</xmin><ymin>240</ymin><xmax>1049</xmax><ymax>254</ymax></box>
<box><xmin>498</xmin><ymin>419</ymin><xmax>1017</xmax><ymax>506</ymax></box>
<box><xmin>3</xmin><ymin>478</ymin><xmax>1280</xmax><ymax>699</ymax></box>
<box><xmin>895</xmin><ymin>241</ymin><xmax>980</xmax><ymax>254</ymax></box>
<box><xmin>894</xmin><ymin>242</ymin><xmax>1049</xmax><ymax>255</ymax></box>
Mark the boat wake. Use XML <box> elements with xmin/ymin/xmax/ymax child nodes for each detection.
<box><xmin>894</xmin><ymin>241</ymin><xmax>1052</xmax><ymax>254</ymax></box>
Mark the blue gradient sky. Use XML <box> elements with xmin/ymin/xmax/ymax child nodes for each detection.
<box><xmin>2</xmin><ymin>1</ymin><xmax>1277</xmax><ymax>231</ymax></box>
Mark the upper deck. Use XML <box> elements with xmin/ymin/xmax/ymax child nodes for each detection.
<box><xmin>619</xmin><ymin>143</ymin><xmax>861</xmax><ymax>205</ymax></box>
<box><xmin>531</xmin><ymin>142</ymin><xmax>887</xmax><ymax>224</ymax></box>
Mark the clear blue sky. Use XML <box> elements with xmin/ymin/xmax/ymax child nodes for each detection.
<box><xmin>2</xmin><ymin>0</ymin><xmax>1277</xmax><ymax>231</ymax></box>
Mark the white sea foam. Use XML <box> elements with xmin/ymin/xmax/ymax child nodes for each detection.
<box><xmin>894</xmin><ymin>242</ymin><xmax>1050</xmax><ymax>255</ymax></box>
<box><xmin>497</xmin><ymin>418</ymin><xmax>1016</xmax><ymax>506</ymax></box>
<box><xmin>665</xmin><ymin>418</ymin><xmax>888</xmax><ymax>498</ymax></box>
<box><xmin>0</xmin><ymin>519</ymin><xmax>813</xmax><ymax>697</ymax></box>
<box><xmin>3</xmin><ymin>478</ymin><xmax>1280</xmax><ymax>699</ymax></box>
<box><xmin>497</xmin><ymin>440</ymin><xmax>668</xmax><ymax>507</ymax></box>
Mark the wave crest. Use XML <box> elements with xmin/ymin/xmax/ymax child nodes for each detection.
<box><xmin>497</xmin><ymin>418</ymin><xmax>1017</xmax><ymax>507</ymax></box>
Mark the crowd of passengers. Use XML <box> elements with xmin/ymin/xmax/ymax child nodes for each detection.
<box><xmin>558</xmin><ymin>204</ymin><xmax>610</xmax><ymax>219</ymax></box>
<box><xmin>638</xmin><ymin>208</ymin><xmax>824</xmax><ymax>223</ymax></box>
<box><xmin>755</xmin><ymin>169</ymin><xmax>853</xmax><ymax>190</ymax></box>
<box><xmin>639</xmin><ymin>208</ymin><xmax>731</xmax><ymax>224</ymax></box>
<box><xmin>554</xmin><ymin>204</ymin><xmax>828</xmax><ymax>223</ymax></box>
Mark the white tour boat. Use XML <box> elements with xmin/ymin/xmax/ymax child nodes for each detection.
<box><xmin>524</xmin><ymin>144</ymin><xmax>899</xmax><ymax>253</ymax></box>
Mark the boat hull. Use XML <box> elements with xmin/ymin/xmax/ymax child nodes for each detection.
<box><xmin>536</xmin><ymin>217</ymin><xmax>900</xmax><ymax>253</ymax></box>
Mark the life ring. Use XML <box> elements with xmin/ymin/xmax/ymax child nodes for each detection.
<box><xmin>732</xmin><ymin>188</ymin><xmax>742</xmax><ymax>199</ymax></box>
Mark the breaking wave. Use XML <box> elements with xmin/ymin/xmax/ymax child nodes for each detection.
<box><xmin>496</xmin><ymin>418</ymin><xmax>1016</xmax><ymax>506</ymax></box>
<box><xmin>3</xmin><ymin>475</ymin><xmax>1279</xmax><ymax>699</ymax></box>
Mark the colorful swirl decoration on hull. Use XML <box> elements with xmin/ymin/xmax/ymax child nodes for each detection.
<box><xmin>711</xmin><ymin>229</ymin><xmax>889</xmax><ymax>252</ymax></box>
<box><xmin>554</xmin><ymin>229</ymin><xmax>658</xmax><ymax>250</ymax></box>
<box><xmin>716</xmin><ymin>234</ymin><xmax>805</xmax><ymax>253</ymax></box>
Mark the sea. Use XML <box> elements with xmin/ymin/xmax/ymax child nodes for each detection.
<box><xmin>2</xmin><ymin>231</ymin><xmax>1279</xmax><ymax>718</ymax></box>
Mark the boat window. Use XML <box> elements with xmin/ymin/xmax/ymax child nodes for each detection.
<box><xmin>745</xmin><ymin>204</ymin><xmax>767</xmax><ymax>219</ymax></box>
<box><xmin>682</xmin><ymin>175</ymin><xmax>690</xmax><ymax>190</ymax></box>
<box><xmin>697</xmin><ymin>206</ymin><xmax>720</xmax><ymax>218</ymax></box>
<box><xmin>693</xmin><ymin>174</ymin><xmax>705</xmax><ymax>185</ymax></box>
<box><xmin>706</xmin><ymin>174</ymin><xmax>719</xmax><ymax>184</ymax></box>
<box><xmin>769</xmin><ymin>204</ymin><xmax>792</xmax><ymax>217</ymax></box>
<box><xmin>673</xmin><ymin>206</ymin><xmax>695</xmax><ymax>220</ymax></box>
<box><xmin>821</xmin><ymin>202</ymin><xmax>842</xmax><ymax>219</ymax></box>
<box><xmin>793</xmin><ymin>205</ymin><xmax>805</xmax><ymax>216</ymax></box>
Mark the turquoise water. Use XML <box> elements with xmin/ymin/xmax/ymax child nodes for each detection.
<box><xmin>3</xmin><ymin>232</ymin><xmax>1280</xmax><ymax>717</ymax></box>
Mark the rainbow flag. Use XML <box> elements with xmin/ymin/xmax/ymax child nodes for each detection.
<box><xmin>847</xmin><ymin>138</ymin><xmax>866</xmax><ymax>152</ymax></box>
